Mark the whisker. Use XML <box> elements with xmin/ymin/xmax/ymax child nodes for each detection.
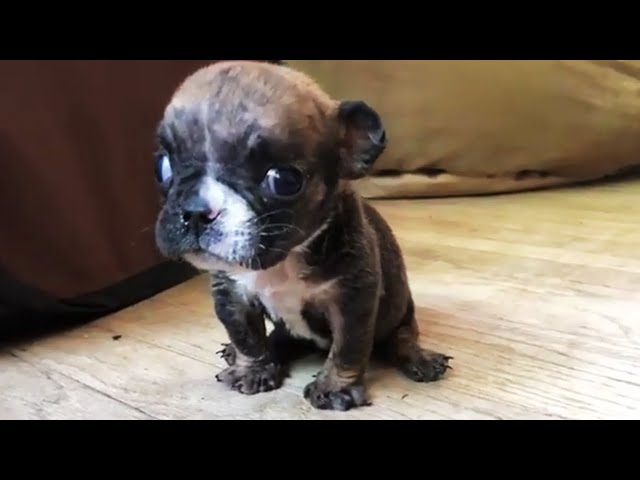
<box><xmin>128</xmin><ymin>223</ymin><xmax>156</xmax><ymax>248</ymax></box>
<box><xmin>265</xmin><ymin>246</ymin><xmax>289</xmax><ymax>255</ymax></box>
<box><xmin>252</xmin><ymin>209</ymin><xmax>295</xmax><ymax>222</ymax></box>
<box><xmin>257</xmin><ymin>224</ymin><xmax>304</xmax><ymax>235</ymax></box>
<box><xmin>244</xmin><ymin>210</ymin><xmax>294</xmax><ymax>229</ymax></box>
<box><xmin>257</xmin><ymin>231</ymin><xmax>293</xmax><ymax>237</ymax></box>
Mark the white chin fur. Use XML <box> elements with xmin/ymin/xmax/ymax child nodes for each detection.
<box><xmin>195</xmin><ymin>176</ymin><xmax>256</xmax><ymax>264</ymax></box>
<box><xmin>182</xmin><ymin>253</ymin><xmax>234</xmax><ymax>272</ymax></box>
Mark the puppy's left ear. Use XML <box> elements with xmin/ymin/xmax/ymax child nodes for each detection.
<box><xmin>336</xmin><ymin>100</ymin><xmax>387</xmax><ymax>180</ymax></box>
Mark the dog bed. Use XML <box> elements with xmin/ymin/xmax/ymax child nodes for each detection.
<box><xmin>288</xmin><ymin>60</ymin><xmax>640</xmax><ymax>198</ymax></box>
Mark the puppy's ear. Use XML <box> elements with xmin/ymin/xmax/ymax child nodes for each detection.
<box><xmin>336</xmin><ymin>100</ymin><xmax>387</xmax><ymax>180</ymax></box>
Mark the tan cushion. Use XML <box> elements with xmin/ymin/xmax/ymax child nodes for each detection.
<box><xmin>287</xmin><ymin>60</ymin><xmax>640</xmax><ymax>198</ymax></box>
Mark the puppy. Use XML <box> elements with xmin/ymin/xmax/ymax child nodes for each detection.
<box><xmin>153</xmin><ymin>61</ymin><xmax>451</xmax><ymax>411</ymax></box>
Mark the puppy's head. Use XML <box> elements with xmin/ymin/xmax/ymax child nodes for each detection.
<box><xmin>153</xmin><ymin>61</ymin><xmax>386</xmax><ymax>272</ymax></box>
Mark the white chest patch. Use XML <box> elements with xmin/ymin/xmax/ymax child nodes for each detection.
<box><xmin>232</xmin><ymin>256</ymin><xmax>336</xmax><ymax>349</ymax></box>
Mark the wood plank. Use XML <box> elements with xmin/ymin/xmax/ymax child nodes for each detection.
<box><xmin>0</xmin><ymin>350</ymin><xmax>152</xmax><ymax>420</ymax></box>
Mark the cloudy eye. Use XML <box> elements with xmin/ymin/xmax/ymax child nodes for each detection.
<box><xmin>154</xmin><ymin>153</ymin><xmax>172</xmax><ymax>184</ymax></box>
<box><xmin>264</xmin><ymin>167</ymin><xmax>305</xmax><ymax>198</ymax></box>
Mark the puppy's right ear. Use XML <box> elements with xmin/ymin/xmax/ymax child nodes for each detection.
<box><xmin>336</xmin><ymin>100</ymin><xmax>387</xmax><ymax>180</ymax></box>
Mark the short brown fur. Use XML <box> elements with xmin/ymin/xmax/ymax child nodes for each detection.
<box><xmin>167</xmin><ymin>61</ymin><xmax>337</xmax><ymax>148</ymax></box>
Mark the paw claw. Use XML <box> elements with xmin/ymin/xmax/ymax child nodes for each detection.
<box><xmin>216</xmin><ymin>343</ymin><xmax>237</xmax><ymax>366</ymax></box>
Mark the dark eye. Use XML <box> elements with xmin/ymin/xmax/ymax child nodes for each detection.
<box><xmin>263</xmin><ymin>167</ymin><xmax>305</xmax><ymax>198</ymax></box>
<box><xmin>154</xmin><ymin>153</ymin><xmax>172</xmax><ymax>184</ymax></box>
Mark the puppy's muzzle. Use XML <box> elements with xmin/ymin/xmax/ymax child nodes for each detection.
<box><xmin>181</xmin><ymin>192</ymin><xmax>221</xmax><ymax>230</ymax></box>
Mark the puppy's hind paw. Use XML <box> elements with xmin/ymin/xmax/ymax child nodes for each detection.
<box><xmin>397</xmin><ymin>350</ymin><xmax>453</xmax><ymax>383</ymax></box>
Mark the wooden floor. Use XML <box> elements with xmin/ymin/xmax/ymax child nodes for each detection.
<box><xmin>3</xmin><ymin>179</ymin><xmax>640</xmax><ymax>420</ymax></box>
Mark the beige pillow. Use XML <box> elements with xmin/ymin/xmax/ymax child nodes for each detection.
<box><xmin>287</xmin><ymin>60</ymin><xmax>640</xmax><ymax>198</ymax></box>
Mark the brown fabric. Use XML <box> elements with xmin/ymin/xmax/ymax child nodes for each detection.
<box><xmin>287</xmin><ymin>60</ymin><xmax>640</xmax><ymax>198</ymax></box>
<box><xmin>0</xmin><ymin>60</ymin><xmax>213</xmax><ymax>299</ymax></box>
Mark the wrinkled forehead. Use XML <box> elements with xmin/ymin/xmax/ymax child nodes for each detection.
<box><xmin>158</xmin><ymin>99</ymin><xmax>328</xmax><ymax>168</ymax></box>
<box><xmin>157</xmin><ymin>105</ymin><xmax>318</xmax><ymax>176</ymax></box>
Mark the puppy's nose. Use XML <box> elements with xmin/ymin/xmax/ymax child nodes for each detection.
<box><xmin>182</xmin><ymin>195</ymin><xmax>220</xmax><ymax>226</ymax></box>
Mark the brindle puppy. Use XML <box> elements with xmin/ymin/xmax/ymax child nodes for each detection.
<box><xmin>154</xmin><ymin>60</ymin><xmax>451</xmax><ymax>411</ymax></box>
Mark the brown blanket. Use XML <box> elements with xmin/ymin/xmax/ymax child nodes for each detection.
<box><xmin>0</xmin><ymin>60</ymin><xmax>213</xmax><ymax>335</ymax></box>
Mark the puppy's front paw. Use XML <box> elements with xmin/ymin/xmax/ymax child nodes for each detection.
<box><xmin>398</xmin><ymin>350</ymin><xmax>453</xmax><ymax>383</ymax></box>
<box><xmin>303</xmin><ymin>378</ymin><xmax>371</xmax><ymax>412</ymax></box>
<box><xmin>216</xmin><ymin>361</ymin><xmax>285</xmax><ymax>395</ymax></box>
